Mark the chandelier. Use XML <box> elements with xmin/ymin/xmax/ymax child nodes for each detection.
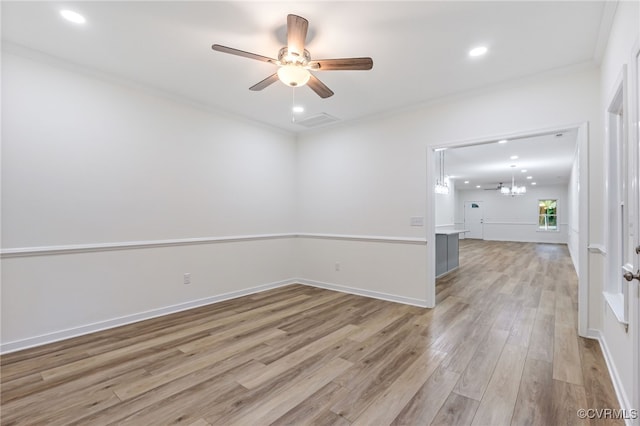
<box><xmin>501</xmin><ymin>175</ymin><xmax>526</xmax><ymax>196</ymax></box>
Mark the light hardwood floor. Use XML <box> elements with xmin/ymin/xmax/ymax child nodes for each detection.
<box><xmin>1</xmin><ymin>240</ymin><xmax>622</xmax><ymax>425</ymax></box>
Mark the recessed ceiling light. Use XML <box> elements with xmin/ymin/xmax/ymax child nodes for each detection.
<box><xmin>469</xmin><ymin>46</ymin><xmax>488</xmax><ymax>57</ymax></box>
<box><xmin>498</xmin><ymin>140</ymin><xmax>508</xmax><ymax>144</ymax></box>
<box><xmin>60</xmin><ymin>9</ymin><xmax>86</xmax><ymax>24</ymax></box>
<box><xmin>292</xmin><ymin>106</ymin><xmax>304</xmax><ymax>113</ymax></box>
<box><xmin>510</xmin><ymin>155</ymin><xmax>518</xmax><ymax>160</ymax></box>
<box><xmin>476</xmin><ymin>185</ymin><xmax>481</xmax><ymax>188</ymax></box>
<box><xmin>531</xmin><ymin>182</ymin><xmax>537</xmax><ymax>185</ymax></box>
<box><xmin>521</xmin><ymin>169</ymin><xmax>527</xmax><ymax>173</ymax></box>
<box><xmin>464</xmin><ymin>181</ymin><xmax>469</xmax><ymax>184</ymax></box>
<box><xmin>527</xmin><ymin>176</ymin><xmax>533</xmax><ymax>179</ymax></box>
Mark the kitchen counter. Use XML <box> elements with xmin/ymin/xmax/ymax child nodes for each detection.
<box><xmin>435</xmin><ymin>229</ymin><xmax>468</xmax><ymax>277</ymax></box>
<box><xmin>435</xmin><ymin>228</ymin><xmax>469</xmax><ymax>235</ymax></box>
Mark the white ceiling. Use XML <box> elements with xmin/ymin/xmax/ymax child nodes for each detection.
<box><xmin>1</xmin><ymin>2</ymin><xmax>606</xmax><ymax>187</ymax></box>
<box><xmin>2</xmin><ymin>1</ymin><xmax>611</xmax><ymax>134</ymax></box>
<box><xmin>440</xmin><ymin>129</ymin><xmax>578</xmax><ymax>188</ymax></box>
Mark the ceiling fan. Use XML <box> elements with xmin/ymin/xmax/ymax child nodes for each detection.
<box><xmin>211</xmin><ymin>14</ymin><xmax>373</xmax><ymax>98</ymax></box>
<box><xmin>484</xmin><ymin>183</ymin><xmax>506</xmax><ymax>191</ymax></box>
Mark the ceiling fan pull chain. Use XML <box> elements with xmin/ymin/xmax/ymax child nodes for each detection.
<box><xmin>291</xmin><ymin>87</ymin><xmax>296</xmax><ymax>123</ymax></box>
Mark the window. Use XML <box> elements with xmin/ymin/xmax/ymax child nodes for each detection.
<box><xmin>538</xmin><ymin>199</ymin><xmax>557</xmax><ymax>231</ymax></box>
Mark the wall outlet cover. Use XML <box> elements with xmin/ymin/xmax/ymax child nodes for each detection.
<box><xmin>410</xmin><ymin>216</ymin><xmax>424</xmax><ymax>227</ymax></box>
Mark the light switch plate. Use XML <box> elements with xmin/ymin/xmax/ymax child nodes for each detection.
<box><xmin>410</xmin><ymin>216</ymin><xmax>424</xmax><ymax>227</ymax></box>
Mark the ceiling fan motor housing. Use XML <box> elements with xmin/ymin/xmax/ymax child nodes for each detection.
<box><xmin>278</xmin><ymin>47</ymin><xmax>311</xmax><ymax>66</ymax></box>
<box><xmin>276</xmin><ymin>47</ymin><xmax>312</xmax><ymax>87</ymax></box>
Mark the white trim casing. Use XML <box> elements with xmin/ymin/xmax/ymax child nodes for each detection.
<box><xmin>588</xmin><ymin>243</ymin><xmax>607</xmax><ymax>255</ymax></box>
<box><xmin>428</xmin><ymin>122</ymin><xmax>590</xmax><ymax>337</ymax></box>
<box><xmin>631</xmin><ymin>38</ymin><xmax>640</xmax><ymax>426</ymax></box>
<box><xmin>1</xmin><ymin>233</ymin><xmax>426</xmax><ymax>258</ymax></box>
<box><xmin>294</xmin><ymin>233</ymin><xmax>426</xmax><ymax>245</ymax></box>
<box><xmin>1</xmin><ymin>234</ymin><xmax>297</xmax><ymax>258</ymax></box>
<box><xmin>603</xmin><ymin>64</ymin><xmax>630</xmax><ymax>325</ymax></box>
<box><xmin>297</xmin><ymin>278</ymin><xmax>429</xmax><ymax>308</ymax></box>
<box><xmin>426</xmin><ymin>147</ymin><xmax>437</xmax><ymax>308</ymax></box>
<box><xmin>577</xmin><ymin>122</ymin><xmax>590</xmax><ymax>338</ymax></box>
<box><xmin>589</xmin><ymin>329</ymin><xmax>635</xmax><ymax>426</ymax></box>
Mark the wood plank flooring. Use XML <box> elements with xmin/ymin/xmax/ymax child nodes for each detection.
<box><xmin>0</xmin><ymin>240</ymin><xmax>622</xmax><ymax>425</ymax></box>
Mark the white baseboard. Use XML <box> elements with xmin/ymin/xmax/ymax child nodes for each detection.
<box><xmin>0</xmin><ymin>278</ymin><xmax>297</xmax><ymax>354</ymax></box>
<box><xmin>568</xmin><ymin>244</ymin><xmax>579</xmax><ymax>274</ymax></box>
<box><xmin>588</xmin><ymin>329</ymin><xmax>634</xmax><ymax>426</ymax></box>
<box><xmin>296</xmin><ymin>278</ymin><xmax>429</xmax><ymax>308</ymax></box>
<box><xmin>1</xmin><ymin>277</ymin><xmax>429</xmax><ymax>354</ymax></box>
<box><xmin>586</xmin><ymin>328</ymin><xmax>601</xmax><ymax>340</ymax></box>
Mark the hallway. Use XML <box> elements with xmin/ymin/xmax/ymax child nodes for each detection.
<box><xmin>436</xmin><ymin>239</ymin><xmax>621</xmax><ymax>424</ymax></box>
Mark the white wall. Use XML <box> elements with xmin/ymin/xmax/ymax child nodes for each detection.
<box><xmin>297</xmin><ymin>66</ymin><xmax>600</xmax><ymax>311</ymax></box>
<box><xmin>596</xmin><ymin>0</ymin><xmax>640</xmax><ymax>416</ymax></box>
<box><xmin>1</xmin><ymin>49</ymin><xmax>298</xmax><ymax>351</ymax></box>
<box><xmin>2</xmin><ymin>15</ymin><xmax>623</xmax><ymax>362</ymax></box>
<box><xmin>294</xmin><ymin>237</ymin><xmax>428</xmax><ymax>306</ymax></box>
<box><xmin>2</xmin><ymin>50</ymin><xmax>297</xmax><ymax>246</ymax></box>
<box><xmin>456</xmin><ymin>184</ymin><xmax>569</xmax><ymax>244</ymax></box>
<box><xmin>293</xmin><ymin>117</ymin><xmax>430</xmax><ymax>304</ymax></box>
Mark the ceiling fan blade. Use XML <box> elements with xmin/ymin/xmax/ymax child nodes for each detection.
<box><xmin>287</xmin><ymin>14</ymin><xmax>309</xmax><ymax>55</ymax></box>
<box><xmin>309</xmin><ymin>57</ymin><xmax>374</xmax><ymax>71</ymax></box>
<box><xmin>484</xmin><ymin>183</ymin><xmax>504</xmax><ymax>190</ymax></box>
<box><xmin>249</xmin><ymin>74</ymin><xmax>279</xmax><ymax>91</ymax></box>
<box><xmin>307</xmin><ymin>74</ymin><xmax>334</xmax><ymax>98</ymax></box>
<box><xmin>212</xmin><ymin>44</ymin><xmax>277</xmax><ymax>64</ymax></box>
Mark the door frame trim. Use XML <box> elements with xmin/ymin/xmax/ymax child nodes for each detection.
<box><xmin>426</xmin><ymin>122</ymin><xmax>589</xmax><ymax>337</ymax></box>
<box><xmin>628</xmin><ymin>39</ymin><xmax>640</xmax><ymax>424</ymax></box>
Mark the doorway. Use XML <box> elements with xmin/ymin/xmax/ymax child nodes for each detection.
<box><xmin>463</xmin><ymin>201</ymin><xmax>484</xmax><ymax>239</ymax></box>
<box><xmin>426</xmin><ymin>123</ymin><xmax>589</xmax><ymax>338</ymax></box>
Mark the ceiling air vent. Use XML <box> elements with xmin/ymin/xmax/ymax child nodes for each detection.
<box><xmin>295</xmin><ymin>113</ymin><xmax>340</xmax><ymax>128</ymax></box>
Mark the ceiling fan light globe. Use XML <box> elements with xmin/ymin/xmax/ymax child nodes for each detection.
<box><xmin>277</xmin><ymin>65</ymin><xmax>310</xmax><ymax>87</ymax></box>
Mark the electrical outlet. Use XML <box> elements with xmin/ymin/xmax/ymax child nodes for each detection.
<box><xmin>184</xmin><ymin>273</ymin><xmax>191</xmax><ymax>285</ymax></box>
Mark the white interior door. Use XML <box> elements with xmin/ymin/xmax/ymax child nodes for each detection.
<box><xmin>608</xmin><ymin>57</ymin><xmax>640</xmax><ymax>420</ymax></box>
<box><xmin>464</xmin><ymin>201</ymin><xmax>484</xmax><ymax>239</ymax></box>
<box><xmin>620</xmin><ymin>74</ymin><xmax>640</xmax><ymax>423</ymax></box>
<box><xmin>631</xmin><ymin>45</ymin><xmax>640</xmax><ymax>426</ymax></box>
